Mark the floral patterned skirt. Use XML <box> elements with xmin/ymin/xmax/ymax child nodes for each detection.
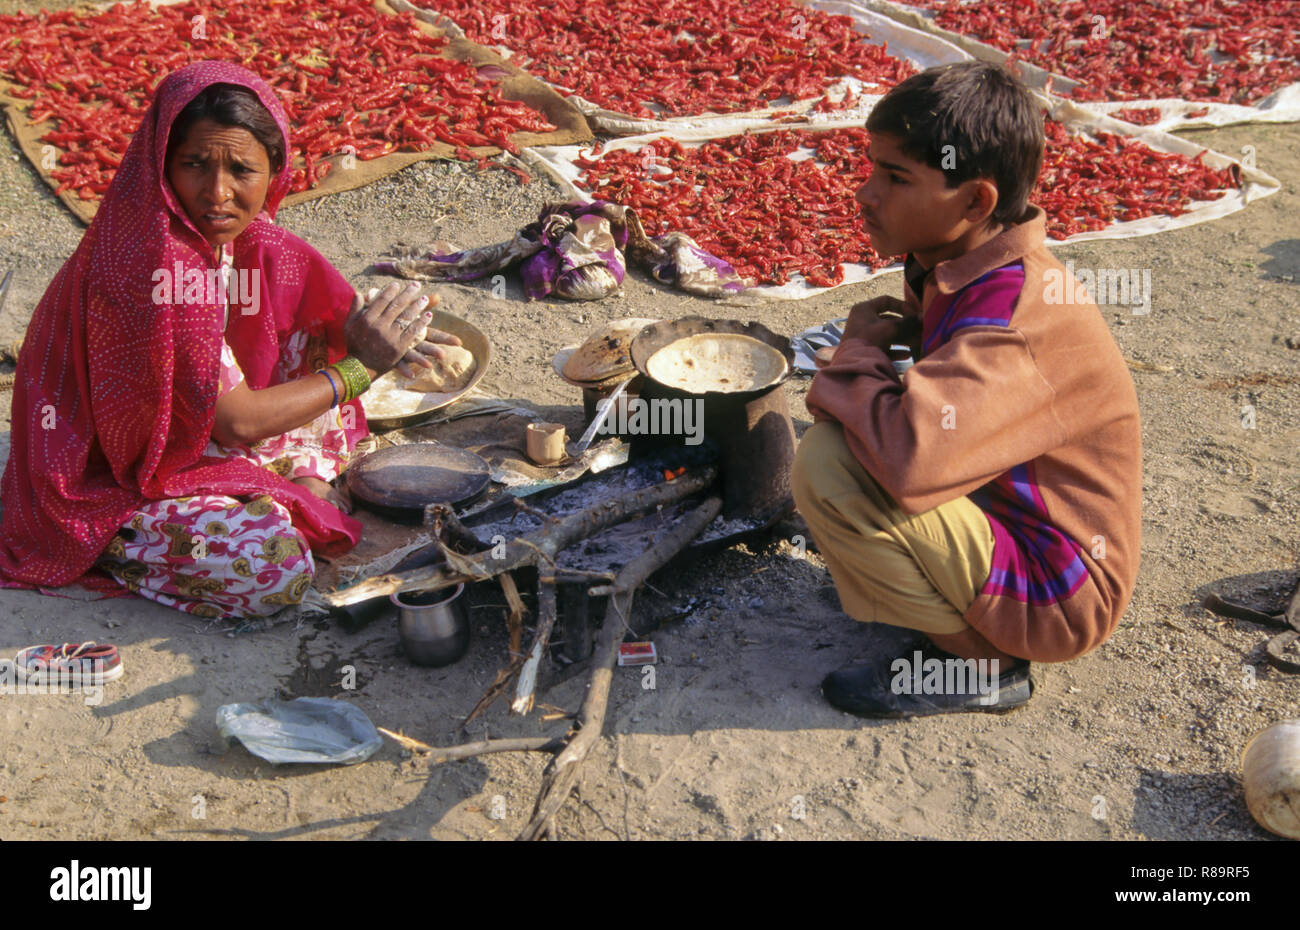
<box><xmin>96</xmin><ymin>325</ymin><xmax>359</xmax><ymax>620</ymax></box>
<box><xmin>97</xmin><ymin>493</ymin><xmax>315</xmax><ymax>620</ymax></box>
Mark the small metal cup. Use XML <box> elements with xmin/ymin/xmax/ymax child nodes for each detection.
<box><xmin>391</xmin><ymin>584</ymin><xmax>471</xmax><ymax>667</ymax></box>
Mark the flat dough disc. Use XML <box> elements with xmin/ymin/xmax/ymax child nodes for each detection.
<box><xmin>360</xmin><ymin>376</ymin><xmax>427</xmax><ymax>419</ymax></box>
<box><xmin>399</xmin><ymin>345</ymin><xmax>477</xmax><ymax>393</ymax></box>
<box><xmin>360</xmin><ymin>345</ymin><xmax>476</xmax><ymax>420</ymax></box>
<box><xmin>646</xmin><ymin>333</ymin><xmax>788</xmax><ymax>394</ymax></box>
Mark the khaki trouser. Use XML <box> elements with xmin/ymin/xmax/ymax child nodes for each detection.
<box><xmin>791</xmin><ymin>422</ymin><xmax>994</xmax><ymax>636</ymax></box>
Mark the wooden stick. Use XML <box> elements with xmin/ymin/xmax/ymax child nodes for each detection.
<box><xmin>377</xmin><ymin>727</ymin><xmax>433</xmax><ymax>754</ymax></box>
<box><xmin>323</xmin><ymin>467</ymin><xmax>717</xmax><ymax>607</ymax></box>
<box><xmin>463</xmin><ymin>664</ymin><xmax>520</xmax><ymax>727</ymax></box>
<box><xmin>513</xmin><ymin>498</ymin><xmax>557</xmax><ymax>523</ymax></box>
<box><xmin>511</xmin><ymin>581</ymin><xmax>557</xmax><ymax>715</ymax></box>
<box><xmin>1124</xmin><ymin>357</ymin><xmax>1175</xmax><ymax>373</ymax></box>
<box><xmin>517</xmin><ymin>495</ymin><xmax>723</xmax><ymax>841</ymax></box>
<box><xmin>379</xmin><ymin>729</ymin><xmax>564</xmax><ymax>764</ymax></box>
<box><xmin>541</xmin><ymin>568</ymin><xmax>617</xmax><ymax>585</ymax></box>
<box><xmin>499</xmin><ymin>572</ymin><xmax>527</xmax><ymax>661</ymax></box>
<box><xmin>424</xmin><ymin>503</ymin><xmax>490</xmax><ymax>554</ymax></box>
<box><xmin>461</xmin><ymin>573</ymin><xmax>529</xmax><ymax>726</ymax></box>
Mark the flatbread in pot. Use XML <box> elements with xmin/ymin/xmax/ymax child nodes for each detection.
<box><xmin>645</xmin><ymin>333</ymin><xmax>788</xmax><ymax>394</ymax></box>
<box><xmin>562</xmin><ymin>317</ymin><xmax>659</xmax><ymax>382</ymax></box>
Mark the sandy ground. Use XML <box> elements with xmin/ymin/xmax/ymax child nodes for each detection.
<box><xmin>1</xmin><ymin>3</ymin><xmax>1298</xmax><ymax>842</ymax></box>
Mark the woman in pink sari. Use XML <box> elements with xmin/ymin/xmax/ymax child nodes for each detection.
<box><xmin>0</xmin><ymin>61</ymin><xmax>458</xmax><ymax>619</ymax></box>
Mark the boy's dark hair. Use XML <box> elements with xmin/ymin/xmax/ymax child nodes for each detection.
<box><xmin>168</xmin><ymin>83</ymin><xmax>286</xmax><ymax>174</ymax></box>
<box><xmin>866</xmin><ymin>61</ymin><xmax>1044</xmax><ymax>226</ymax></box>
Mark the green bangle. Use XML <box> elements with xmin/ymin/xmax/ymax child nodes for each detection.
<box><xmin>333</xmin><ymin>355</ymin><xmax>371</xmax><ymax>402</ymax></box>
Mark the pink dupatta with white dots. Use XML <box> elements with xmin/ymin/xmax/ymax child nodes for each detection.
<box><xmin>0</xmin><ymin>61</ymin><xmax>365</xmax><ymax>593</ymax></box>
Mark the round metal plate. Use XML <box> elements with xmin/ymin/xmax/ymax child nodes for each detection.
<box><xmin>361</xmin><ymin>309</ymin><xmax>493</xmax><ymax>431</ymax></box>
<box><xmin>345</xmin><ymin>442</ymin><xmax>491</xmax><ymax>517</ymax></box>
<box><xmin>629</xmin><ymin>317</ymin><xmax>794</xmax><ymax>399</ymax></box>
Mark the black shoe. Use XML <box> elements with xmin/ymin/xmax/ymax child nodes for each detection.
<box><xmin>821</xmin><ymin>641</ymin><xmax>1033</xmax><ymax>718</ymax></box>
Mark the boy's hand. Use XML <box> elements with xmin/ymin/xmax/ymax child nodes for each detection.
<box><xmin>844</xmin><ymin>296</ymin><xmax>916</xmax><ymax>349</ymax></box>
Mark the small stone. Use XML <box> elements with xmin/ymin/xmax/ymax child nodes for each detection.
<box><xmin>747</xmin><ymin>597</ymin><xmax>764</xmax><ymax>609</ymax></box>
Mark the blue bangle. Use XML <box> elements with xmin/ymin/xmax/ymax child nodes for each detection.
<box><xmin>319</xmin><ymin>368</ymin><xmax>339</xmax><ymax>408</ymax></box>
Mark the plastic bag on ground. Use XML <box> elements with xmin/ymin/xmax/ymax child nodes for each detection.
<box><xmin>215</xmin><ymin>697</ymin><xmax>383</xmax><ymax>765</ymax></box>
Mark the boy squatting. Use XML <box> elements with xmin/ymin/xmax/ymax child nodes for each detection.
<box><xmin>792</xmin><ymin>61</ymin><xmax>1141</xmax><ymax>717</ymax></box>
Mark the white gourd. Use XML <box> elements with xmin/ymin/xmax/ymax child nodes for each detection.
<box><xmin>1242</xmin><ymin>718</ymin><xmax>1300</xmax><ymax>839</ymax></box>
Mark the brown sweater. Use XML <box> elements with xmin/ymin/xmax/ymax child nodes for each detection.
<box><xmin>806</xmin><ymin>208</ymin><xmax>1142</xmax><ymax>662</ymax></box>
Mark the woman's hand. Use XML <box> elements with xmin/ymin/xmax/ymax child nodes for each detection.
<box><xmin>343</xmin><ymin>282</ymin><xmax>430</xmax><ymax>376</ymax></box>
<box><xmin>292</xmin><ymin>475</ymin><xmax>352</xmax><ymax>514</ymax></box>
<box><xmin>394</xmin><ymin>317</ymin><xmax>463</xmax><ymax>379</ymax></box>
<box><xmin>344</xmin><ymin>283</ymin><xmax>462</xmax><ymax>378</ymax></box>
<box><xmin>376</xmin><ymin>287</ymin><xmax>464</xmax><ymax>380</ymax></box>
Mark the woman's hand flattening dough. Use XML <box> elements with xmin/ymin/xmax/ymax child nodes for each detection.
<box><xmin>343</xmin><ymin>282</ymin><xmax>434</xmax><ymax>376</ymax></box>
<box><xmin>397</xmin><ymin>324</ymin><xmax>464</xmax><ymax>379</ymax></box>
<box><xmin>355</xmin><ymin>285</ymin><xmax>463</xmax><ymax>379</ymax></box>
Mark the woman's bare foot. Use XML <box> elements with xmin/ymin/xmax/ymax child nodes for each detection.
<box><xmin>291</xmin><ymin>475</ymin><xmax>351</xmax><ymax>514</ymax></box>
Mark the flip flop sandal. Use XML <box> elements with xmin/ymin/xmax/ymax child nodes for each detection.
<box><xmin>792</xmin><ymin>318</ymin><xmax>848</xmax><ymax>372</ymax></box>
<box><xmin>14</xmin><ymin>642</ymin><xmax>124</xmax><ymax>685</ymax></box>
<box><xmin>1203</xmin><ymin>587</ymin><xmax>1300</xmax><ymax>674</ymax></box>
